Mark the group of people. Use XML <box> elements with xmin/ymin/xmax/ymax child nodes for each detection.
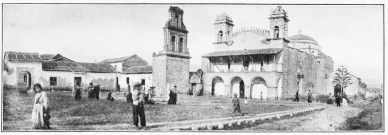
<box><xmin>294</xmin><ymin>90</ymin><xmax>316</xmax><ymax>105</ymax></box>
<box><xmin>72</xmin><ymin>82</ymin><xmax>101</xmax><ymax>101</ymax></box>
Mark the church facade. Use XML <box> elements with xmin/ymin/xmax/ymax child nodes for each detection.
<box><xmin>201</xmin><ymin>6</ymin><xmax>334</xmax><ymax>100</ymax></box>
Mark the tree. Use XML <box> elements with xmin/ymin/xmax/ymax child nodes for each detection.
<box><xmin>332</xmin><ymin>66</ymin><xmax>352</xmax><ymax>95</ymax></box>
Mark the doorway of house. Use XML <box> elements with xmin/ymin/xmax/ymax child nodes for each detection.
<box><xmin>239</xmin><ymin>81</ymin><xmax>245</xmax><ymax>98</ymax></box>
<box><xmin>141</xmin><ymin>79</ymin><xmax>145</xmax><ymax>86</ymax></box>
<box><xmin>74</xmin><ymin>77</ymin><xmax>82</xmax><ymax>86</ymax></box>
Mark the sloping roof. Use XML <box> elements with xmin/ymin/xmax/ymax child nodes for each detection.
<box><xmin>122</xmin><ymin>55</ymin><xmax>148</xmax><ymax>70</ymax></box>
<box><xmin>47</xmin><ymin>54</ymin><xmax>74</xmax><ymax>62</ymax></box>
<box><xmin>40</xmin><ymin>54</ymin><xmax>55</xmax><ymax>60</ymax></box>
<box><xmin>42</xmin><ymin>61</ymin><xmax>88</xmax><ymax>72</ymax></box>
<box><xmin>202</xmin><ymin>48</ymin><xmax>283</xmax><ymax>57</ymax></box>
<box><xmin>100</xmin><ymin>55</ymin><xmax>134</xmax><ymax>63</ymax></box>
<box><xmin>5</xmin><ymin>51</ymin><xmax>43</xmax><ymax>62</ymax></box>
<box><xmin>78</xmin><ymin>62</ymin><xmax>116</xmax><ymax>73</ymax></box>
<box><xmin>287</xmin><ymin>34</ymin><xmax>317</xmax><ymax>42</ymax></box>
<box><xmin>123</xmin><ymin>65</ymin><xmax>152</xmax><ymax>74</ymax></box>
<box><xmin>43</xmin><ymin>61</ymin><xmax>115</xmax><ymax>73</ymax></box>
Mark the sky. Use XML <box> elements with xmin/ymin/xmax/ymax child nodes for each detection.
<box><xmin>2</xmin><ymin>4</ymin><xmax>384</xmax><ymax>88</ymax></box>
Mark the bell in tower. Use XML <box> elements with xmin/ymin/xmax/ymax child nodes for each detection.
<box><xmin>163</xmin><ymin>6</ymin><xmax>189</xmax><ymax>53</ymax></box>
<box><xmin>268</xmin><ymin>6</ymin><xmax>289</xmax><ymax>39</ymax></box>
<box><xmin>214</xmin><ymin>12</ymin><xmax>234</xmax><ymax>43</ymax></box>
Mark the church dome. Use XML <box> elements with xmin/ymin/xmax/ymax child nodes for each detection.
<box><xmin>287</xmin><ymin>34</ymin><xmax>316</xmax><ymax>42</ymax></box>
<box><xmin>287</xmin><ymin>31</ymin><xmax>318</xmax><ymax>45</ymax></box>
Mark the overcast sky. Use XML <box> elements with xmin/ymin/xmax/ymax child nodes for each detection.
<box><xmin>3</xmin><ymin>4</ymin><xmax>383</xmax><ymax>88</ymax></box>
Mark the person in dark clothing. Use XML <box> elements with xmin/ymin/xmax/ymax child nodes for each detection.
<box><xmin>335</xmin><ymin>93</ymin><xmax>341</xmax><ymax>107</ymax></box>
<box><xmin>107</xmin><ymin>90</ymin><xmax>114</xmax><ymax>102</ymax></box>
<box><xmin>294</xmin><ymin>90</ymin><xmax>300</xmax><ymax>102</ymax></box>
<box><xmin>307</xmin><ymin>90</ymin><xmax>313</xmax><ymax>104</ymax></box>
<box><xmin>116</xmin><ymin>84</ymin><xmax>120</xmax><ymax>92</ymax></box>
<box><xmin>232</xmin><ymin>93</ymin><xmax>242</xmax><ymax>117</ymax></box>
<box><xmin>93</xmin><ymin>84</ymin><xmax>100</xmax><ymax>100</ymax></box>
<box><xmin>132</xmin><ymin>82</ymin><xmax>146</xmax><ymax>129</ymax></box>
<box><xmin>74</xmin><ymin>84</ymin><xmax>82</xmax><ymax>100</ymax></box>
<box><xmin>87</xmin><ymin>83</ymin><xmax>95</xmax><ymax>99</ymax></box>
<box><xmin>168</xmin><ymin>86</ymin><xmax>177</xmax><ymax>104</ymax></box>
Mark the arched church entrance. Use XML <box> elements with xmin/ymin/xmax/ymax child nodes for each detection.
<box><xmin>251</xmin><ymin>77</ymin><xmax>267</xmax><ymax>100</ymax></box>
<box><xmin>18</xmin><ymin>71</ymin><xmax>32</xmax><ymax>90</ymax></box>
<box><xmin>334</xmin><ymin>84</ymin><xmax>341</xmax><ymax>95</ymax></box>
<box><xmin>211</xmin><ymin>76</ymin><xmax>224</xmax><ymax>96</ymax></box>
<box><xmin>231</xmin><ymin>76</ymin><xmax>244</xmax><ymax>98</ymax></box>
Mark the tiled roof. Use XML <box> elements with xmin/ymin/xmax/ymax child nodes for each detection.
<box><xmin>202</xmin><ymin>48</ymin><xmax>283</xmax><ymax>57</ymax></box>
<box><xmin>43</xmin><ymin>61</ymin><xmax>115</xmax><ymax>73</ymax></box>
<box><xmin>287</xmin><ymin>34</ymin><xmax>317</xmax><ymax>42</ymax></box>
<box><xmin>123</xmin><ymin>65</ymin><xmax>152</xmax><ymax>74</ymax></box>
<box><xmin>40</xmin><ymin>54</ymin><xmax>55</xmax><ymax>60</ymax></box>
<box><xmin>42</xmin><ymin>61</ymin><xmax>88</xmax><ymax>72</ymax></box>
<box><xmin>78</xmin><ymin>62</ymin><xmax>116</xmax><ymax>73</ymax></box>
<box><xmin>122</xmin><ymin>55</ymin><xmax>148</xmax><ymax>70</ymax></box>
<box><xmin>5</xmin><ymin>51</ymin><xmax>43</xmax><ymax>62</ymax></box>
<box><xmin>100</xmin><ymin>55</ymin><xmax>134</xmax><ymax>63</ymax></box>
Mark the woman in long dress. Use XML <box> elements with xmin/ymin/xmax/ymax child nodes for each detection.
<box><xmin>74</xmin><ymin>84</ymin><xmax>82</xmax><ymax>100</ymax></box>
<box><xmin>31</xmin><ymin>83</ymin><xmax>50</xmax><ymax>129</ymax></box>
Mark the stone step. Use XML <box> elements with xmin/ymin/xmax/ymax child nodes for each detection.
<box><xmin>149</xmin><ymin>106</ymin><xmax>326</xmax><ymax>131</ymax></box>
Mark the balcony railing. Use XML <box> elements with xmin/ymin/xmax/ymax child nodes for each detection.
<box><xmin>207</xmin><ymin>63</ymin><xmax>283</xmax><ymax>73</ymax></box>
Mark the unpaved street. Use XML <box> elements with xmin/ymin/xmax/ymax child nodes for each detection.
<box><xmin>242</xmin><ymin>104</ymin><xmax>363</xmax><ymax>131</ymax></box>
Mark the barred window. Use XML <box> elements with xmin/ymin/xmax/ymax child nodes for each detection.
<box><xmin>50</xmin><ymin>77</ymin><xmax>57</xmax><ymax>86</ymax></box>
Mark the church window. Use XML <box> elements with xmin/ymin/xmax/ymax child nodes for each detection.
<box><xmin>274</xmin><ymin>26</ymin><xmax>279</xmax><ymax>38</ymax></box>
<box><xmin>218</xmin><ymin>31</ymin><xmax>223</xmax><ymax>42</ymax></box>
<box><xmin>178</xmin><ymin>38</ymin><xmax>183</xmax><ymax>52</ymax></box>
<box><xmin>171</xmin><ymin>36</ymin><xmax>176</xmax><ymax>51</ymax></box>
<box><xmin>175</xmin><ymin>14</ymin><xmax>179</xmax><ymax>28</ymax></box>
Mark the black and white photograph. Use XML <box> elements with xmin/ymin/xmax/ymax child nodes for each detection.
<box><xmin>1</xmin><ymin>1</ymin><xmax>384</xmax><ymax>132</ymax></box>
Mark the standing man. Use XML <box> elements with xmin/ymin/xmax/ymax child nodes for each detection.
<box><xmin>87</xmin><ymin>83</ymin><xmax>95</xmax><ymax>99</ymax></box>
<box><xmin>232</xmin><ymin>93</ymin><xmax>242</xmax><ymax>117</ymax></box>
<box><xmin>132</xmin><ymin>82</ymin><xmax>146</xmax><ymax>129</ymax></box>
<box><xmin>307</xmin><ymin>90</ymin><xmax>312</xmax><ymax>105</ymax></box>
<box><xmin>294</xmin><ymin>90</ymin><xmax>300</xmax><ymax>102</ymax></box>
<box><xmin>93</xmin><ymin>84</ymin><xmax>101</xmax><ymax>100</ymax></box>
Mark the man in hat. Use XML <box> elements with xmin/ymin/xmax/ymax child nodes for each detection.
<box><xmin>132</xmin><ymin>82</ymin><xmax>146</xmax><ymax>129</ymax></box>
<box><xmin>232</xmin><ymin>93</ymin><xmax>242</xmax><ymax>117</ymax></box>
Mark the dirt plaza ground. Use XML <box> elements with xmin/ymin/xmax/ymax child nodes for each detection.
<box><xmin>3</xmin><ymin>88</ymin><xmax>383</xmax><ymax>131</ymax></box>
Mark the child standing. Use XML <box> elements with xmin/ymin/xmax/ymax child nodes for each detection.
<box><xmin>232</xmin><ymin>93</ymin><xmax>242</xmax><ymax>117</ymax></box>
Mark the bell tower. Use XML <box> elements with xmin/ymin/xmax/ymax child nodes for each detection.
<box><xmin>153</xmin><ymin>6</ymin><xmax>191</xmax><ymax>101</ymax></box>
<box><xmin>269</xmin><ymin>6</ymin><xmax>289</xmax><ymax>39</ymax></box>
<box><xmin>163</xmin><ymin>6</ymin><xmax>189</xmax><ymax>53</ymax></box>
<box><xmin>214</xmin><ymin>13</ymin><xmax>234</xmax><ymax>43</ymax></box>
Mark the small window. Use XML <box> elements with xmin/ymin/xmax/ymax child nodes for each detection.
<box><xmin>126</xmin><ymin>77</ymin><xmax>130</xmax><ymax>84</ymax></box>
<box><xmin>50</xmin><ymin>77</ymin><xmax>57</xmax><ymax>86</ymax></box>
